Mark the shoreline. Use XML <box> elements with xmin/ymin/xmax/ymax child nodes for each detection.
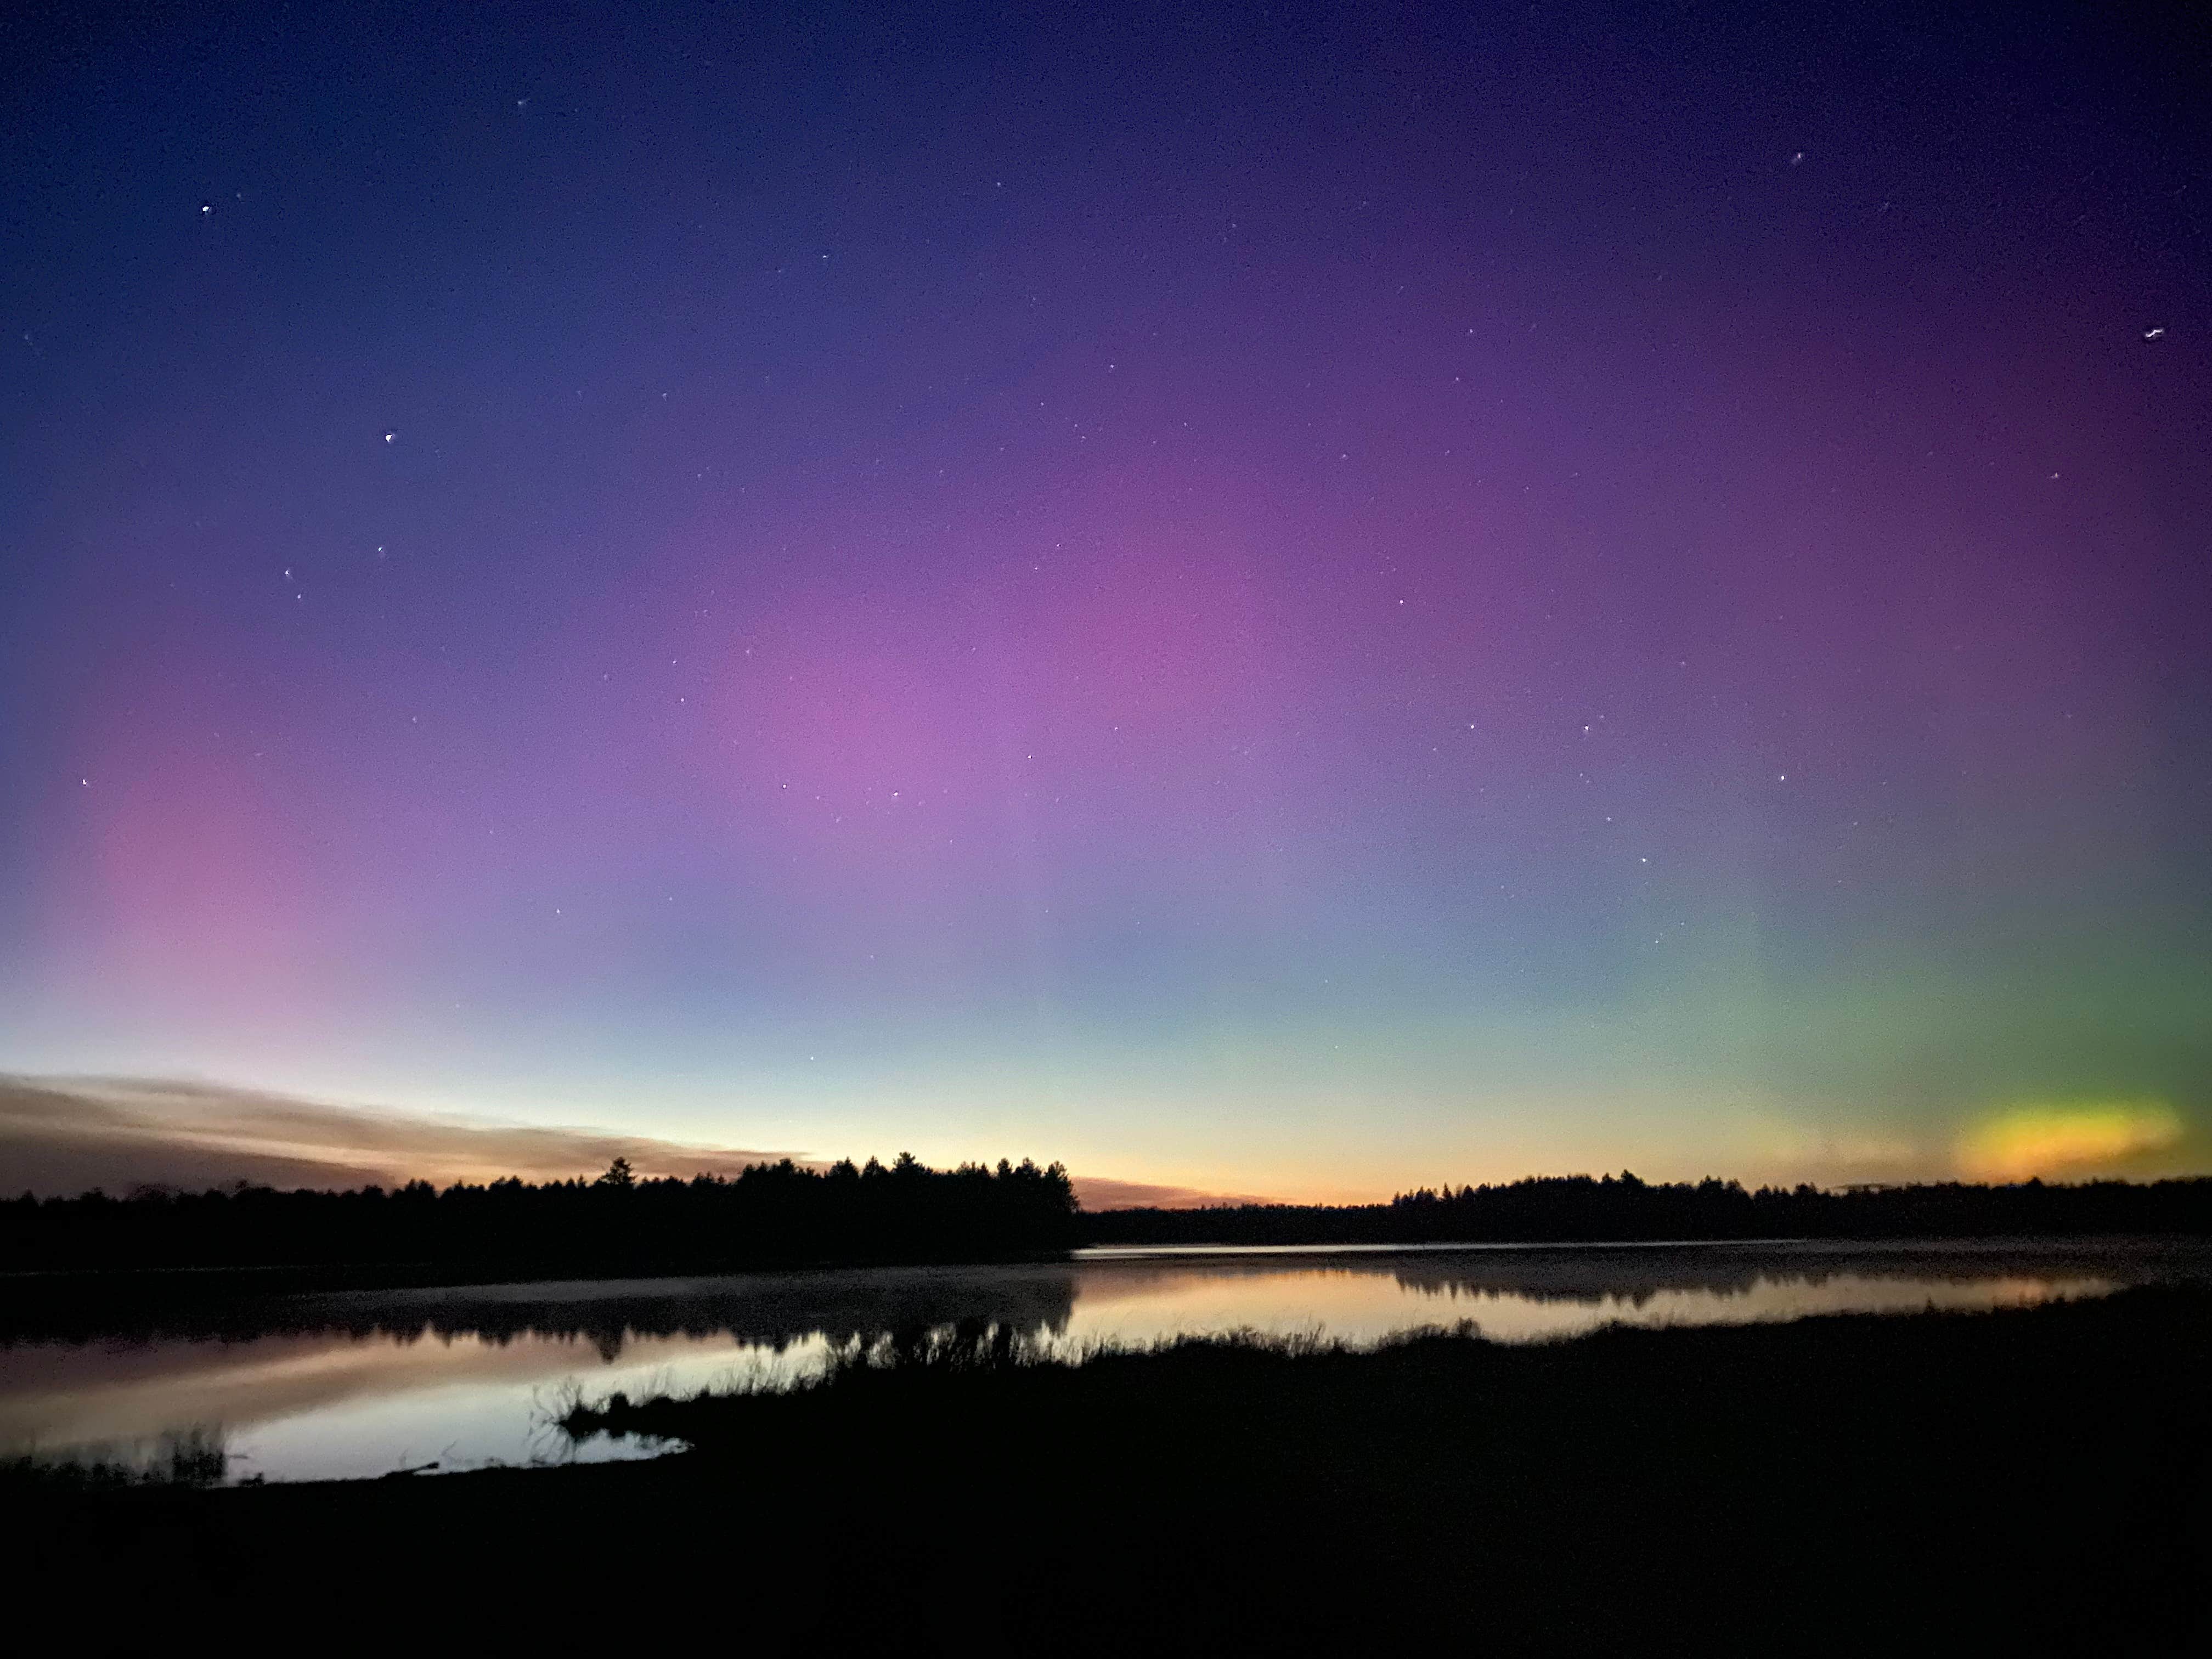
<box><xmin>8</xmin><ymin>1227</ymin><xmax>2208</xmax><ymax>1310</ymax></box>
<box><xmin>13</xmin><ymin>1288</ymin><xmax>2208</xmax><ymax>1652</ymax></box>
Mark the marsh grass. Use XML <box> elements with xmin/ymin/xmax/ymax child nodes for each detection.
<box><xmin>22</xmin><ymin>1288</ymin><xmax>2210</xmax><ymax>1653</ymax></box>
<box><xmin>553</xmin><ymin>1315</ymin><xmax>1489</xmax><ymax>1441</ymax></box>
<box><xmin>0</xmin><ymin>1425</ymin><xmax>227</xmax><ymax>1492</ymax></box>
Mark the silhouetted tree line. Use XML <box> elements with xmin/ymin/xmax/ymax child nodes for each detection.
<box><xmin>11</xmin><ymin>1164</ymin><xmax>2208</xmax><ymax>1280</ymax></box>
<box><xmin>1</xmin><ymin>1153</ymin><xmax>1077</xmax><ymax>1275</ymax></box>
<box><xmin>1080</xmin><ymin>1171</ymin><xmax>2212</xmax><ymax>1245</ymax></box>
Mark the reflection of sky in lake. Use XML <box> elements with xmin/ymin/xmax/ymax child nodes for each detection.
<box><xmin>1059</xmin><ymin>1266</ymin><xmax>2112</xmax><ymax>1349</ymax></box>
<box><xmin>5</xmin><ymin>1240</ymin><xmax>2206</xmax><ymax>1483</ymax></box>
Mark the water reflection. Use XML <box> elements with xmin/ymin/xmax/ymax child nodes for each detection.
<box><xmin>5</xmin><ymin>1239</ymin><xmax>2205</xmax><ymax>1483</ymax></box>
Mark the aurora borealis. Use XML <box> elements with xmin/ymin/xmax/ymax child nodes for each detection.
<box><xmin>3</xmin><ymin>3</ymin><xmax>2207</xmax><ymax>1200</ymax></box>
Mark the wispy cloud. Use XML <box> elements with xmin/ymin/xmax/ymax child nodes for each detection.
<box><xmin>1070</xmin><ymin>1176</ymin><xmax>1276</xmax><ymax>1210</ymax></box>
<box><xmin>0</xmin><ymin>1074</ymin><xmax>1265</xmax><ymax>1209</ymax></box>
<box><xmin>0</xmin><ymin>1075</ymin><xmax>799</xmax><ymax>1197</ymax></box>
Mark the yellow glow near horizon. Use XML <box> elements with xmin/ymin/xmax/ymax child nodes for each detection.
<box><xmin>1956</xmin><ymin>1101</ymin><xmax>2184</xmax><ymax>1182</ymax></box>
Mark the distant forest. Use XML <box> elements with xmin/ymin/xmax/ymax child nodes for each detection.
<box><xmin>6</xmin><ymin>1164</ymin><xmax>2209</xmax><ymax>1281</ymax></box>
<box><xmin>1086</xmin><ymin>1172</ymin><xmax>2212</xmax><ymax>1246</ymax></box>
<box><xmin>2</xmin><ymin>1155</ymin><xmax>1079</xmax><ymax>1276</ymax></box>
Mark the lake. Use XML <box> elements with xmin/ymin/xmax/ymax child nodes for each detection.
<box><xmin>6</xmin><ymin>1237</ymin><xmax>2207</xmax><ymax>1484</ymax></box>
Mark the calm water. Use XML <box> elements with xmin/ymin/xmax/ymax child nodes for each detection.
<box><xmin>6</xmin><ymin>1238</ymin><xmax>2206</xmax><ymax>1483</ymax></box>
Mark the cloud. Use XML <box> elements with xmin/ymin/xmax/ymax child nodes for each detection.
<box><xmin>0</xmin><ymin>1074</ymin><xmax>1253</xmax><ymax>1210</ymax></box>
<box><xmin>1070</xmin><ymin>1176</ymin><xmax>1276</xmax><ymax>1210</ymax></box>
<box><xmin>1955</xmin><ymin>1099</ymin><xmax>2187</xmax><ymax>1182</ymax></box>
<box><xmin>0</xmin><ymin>1075</ymin><xmax>799</xmax><ymax>1198</ymax></box>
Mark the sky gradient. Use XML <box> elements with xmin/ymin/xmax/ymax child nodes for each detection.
<box><xmin>4</xmin><ymin>2</ymin><xmax>2208</xmax><ymax>1200</ymax></box>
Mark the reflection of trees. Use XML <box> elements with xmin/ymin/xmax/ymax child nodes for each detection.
<box><xmin>1065</xmin><ymin>1239</ymin><xmax>2207</xmax><ymax>1313</ymax></box>
<box><xmin>6</xmin><ymin>1240</ymin><xmax>2206</xmax><ymax>1357</ymax></box>
<box><xmin>1</xmin><ymin>1424</ymin><xmax>228</xmax><ymax>1490</ymax></box>
<box><xmin>1380</xmin><ymin>1243</ymin><xmax>2172</xmax><ymax>1306</ymax></box>
<box><xmin>0</xmin><ymin>1265</ymin><xmax>1083</xmax><ymax>1361</ymax></box>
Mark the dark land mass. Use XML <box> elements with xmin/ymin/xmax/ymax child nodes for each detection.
<box><xmin>0</xmin><ymin>1153</ymin><xmax>1080</xmax><ymax>1283</ymax></box>
<box><xmin>1087</xmin><ymin>1170</ymin><xmax>2212</xmax><ymax>1246</ymax></box>
<box><xmin>15</xmin><ymin>1288</ymin><xmax>2208</xmax><ymax>1655</ymax></box>
<box><xmin>8</xmin><ymin>1167</ymin><xmax>2209</xmax><ymax>1318</ymax></box>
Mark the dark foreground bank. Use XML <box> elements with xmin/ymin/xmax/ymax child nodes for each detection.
<box><xmin>18</xmin><ymin>1288</ymin><xmax>2209</xmax><ymax>1655</ymax></box>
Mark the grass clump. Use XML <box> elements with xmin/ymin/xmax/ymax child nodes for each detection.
<box><xmin>0</xmin><ymin>1426</ymin><xmax>228</xmax><ymax>1493</ymax></box>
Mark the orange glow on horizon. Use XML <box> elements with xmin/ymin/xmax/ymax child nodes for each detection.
<box><xmin>1956</xmin><ymin>1101</ymin><xmax>2184</xmax><ymax>1182</ymax></box>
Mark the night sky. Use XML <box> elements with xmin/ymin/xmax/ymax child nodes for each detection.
<box><xmin>4</xmin><ymin>2</ymin><xmax>2208</xmax><ymax>1201</ymax></box>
